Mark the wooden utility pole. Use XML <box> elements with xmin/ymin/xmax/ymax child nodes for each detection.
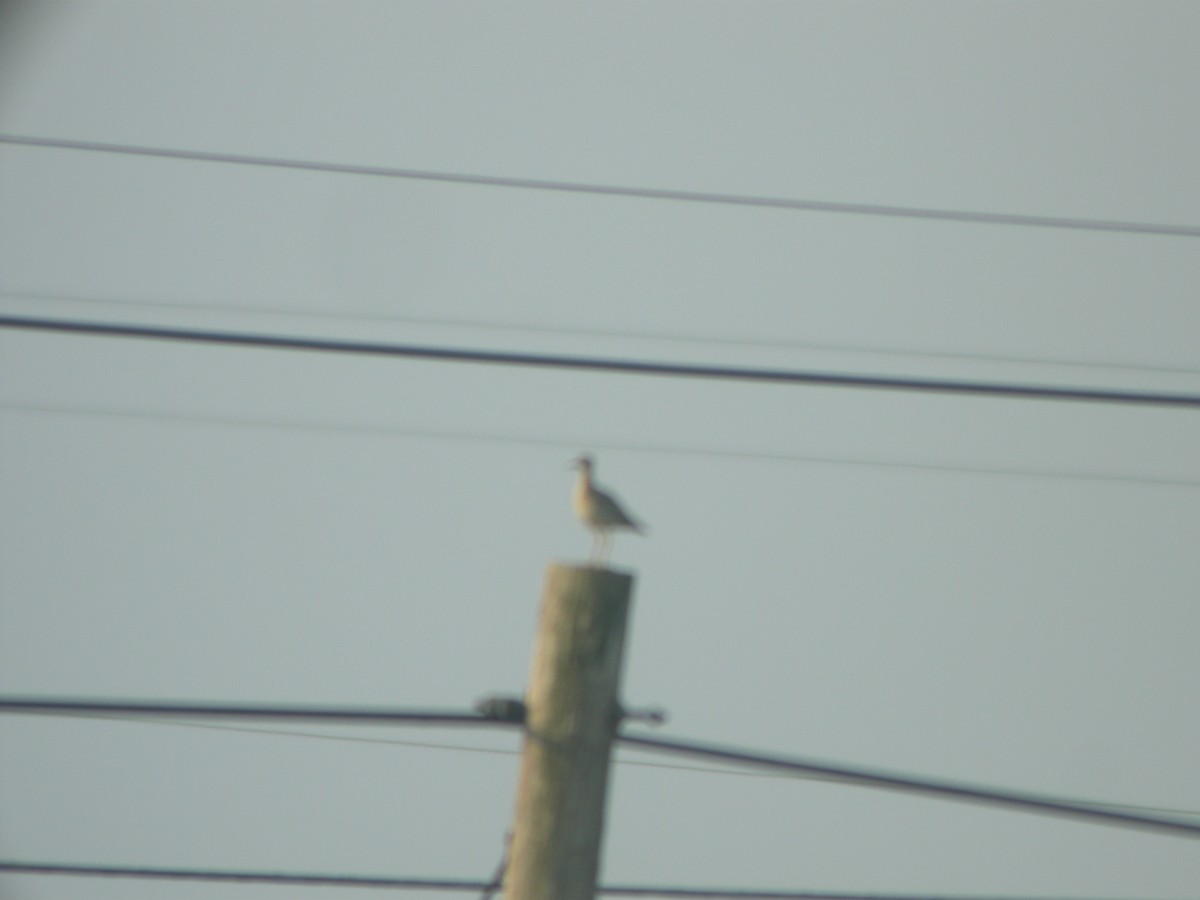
<box><xmin>504</xmin><ymin>563</ymin><xmax>635</xmax><ymax>900</ymax></box>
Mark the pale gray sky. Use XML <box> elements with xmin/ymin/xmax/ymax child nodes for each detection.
<box><xmin>2</xmin><ymin>2</ymin><xmax>1200</xmax><ymax>898</ymax></box>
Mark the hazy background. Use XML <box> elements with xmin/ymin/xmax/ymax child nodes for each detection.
<box><xmin>2</xmin><ymin>2</ymin><xmax>1199</xmax><ymax>898</ymax></box>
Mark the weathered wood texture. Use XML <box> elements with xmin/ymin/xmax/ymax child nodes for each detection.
<box><xmin>504</xmin><ymin>564</ymin><xmax>635</xmax><ymax>900</ymax></box>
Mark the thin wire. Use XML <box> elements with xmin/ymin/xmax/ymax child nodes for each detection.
<box><xmin>0</xmin><ymin>697</ymin><xmax>514</xmax><ymax>728</ymax></box>
<box><xmin>31</xmin><ymin>711</ymin><xmax>527</xmax><ymax>757</ymax></box>
<box><xmin>58</xmin><ymin>712</ymin><xmax>1200</xmax><ymax>820</ymax></box>
<box><xmin>16</xmin><ymin>710</ymin><xmax>861</xmax><ymax>784</ymax></box>
<box><xmin>4</xmin><ymin>314</ymin><xmax>1200</xmax><ymax>409</ymax></box>
<box><xmin>599</xmin><ymin>891</ymin><xmax>1157</xmax><ymax>900</ymax></box>
<box><xmin>618</xmin><ymin>733</ymin><xmax>1200</xmax><ymax>840</ymax></box>
<box><xmin>2</xmin><ymin>133</ymin><xmax>1197</xmax><ymax>238</ymax></box>
<box><xmin>5</xmin><ymin>401</ymin><xmax>1199</xmax><ymax>489</ymax></box>
<box><xmin>0</xmin><ymin>862</ymin><xmax>1162</xmax><ymax>899</ymax></box>
<box><xmin>0</xmin><ymin>862</ymin><xmax>487</xmax><ymax>892</ymax></box>
<box><xmin>479</xmin><ymin>833</ymin><xmax>510</xmax><ymax>900</ymax></box>
<box><xmin>5</xmin><ymin>288</ymin><xmax>1198</xmax><ymax>378</ymax></box>
<box><xmin>0</xmin><ymin>709</ymin><xmax>862</xmax><ymax>788</ymax></box>
<box><xmin>9</xmin><ymin>699</ymin><xmax>1200</xmax><ymax>826</ymax></box>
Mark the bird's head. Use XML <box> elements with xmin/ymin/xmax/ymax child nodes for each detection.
<box><xmin>570</xmin><ymin>454</ymin><xmax>594</xmax><ymax>474</ymax></box>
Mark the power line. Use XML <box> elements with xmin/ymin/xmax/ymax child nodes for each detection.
<box><xmin>5</xmin><ymin>288</ymin><xmax>1200</xmax><ymax>379</ymax></box>
<box><xmin>2</xmin><ymin>133</ymin><xmax>1197</xmax><ymax>238</ymax></box>
<box><xmin>479</xmin><ymin>834</ymin><xmax>510</xmax><ymax>900</ymax></box>
<box><xmin>5</xmin><ymin>402</ymin><xmax>1199</xmax><ymax>489</ymax></box>
<box><xmin>4</xmin><ymin>314</ymin><xmax>1200</xmax><ymax>409</ymax></box>
<box><xmin>55</xmin><ymin>712</ymin><xmax>1200</xmax><ymax>820</ymax></box>
<box><xmin>0</xmin><ymin>706</ymin><xmax>871</xmax><ymax>791</ymax></box>
<box><xmin>9</xmin><ymin>697</ymin><xmax>1200</xmax><ymax>835</ymax></box>
<box><xmin>0</xmin><ymin>708</ymin><xmax>872</xmax><ymax>789</ymax></box>
<box><xmin>617</xmin><ymin>734</ymin><xmax>1200</xmax><ymax>840</ymax></box>
<box><xmin>74</xmin><ymin>713</ymin><xmax>527</xmax><ymax>756</ymax></box>
<box><xmin>598</xmin><ymin>892</ymin><xmax>1157</xmax><ymax>900</ymax></box>
<box><xmin>0</xmin><ymin>862</ymin><xmax>487</xmax><ymax>892</ymax></box>
<box><xmin>0</xmin><ymin>697</ymin><xmax>512</xmax><ymax>728</ymax></box>
<box><xmin>0</xmin><ymin>862</ymin><xmax>1161</xmax><ymax>899</ymax></box>
<box><xmin>0</xmin><ymin>706</ymin><xmax>897</xmax><ymax>793</ymax></box>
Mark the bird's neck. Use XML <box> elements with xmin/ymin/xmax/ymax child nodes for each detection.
<box><xmin>574</xmin><ymin>470</ymin><xmax>594</xmax><ymax>505</ymax></box>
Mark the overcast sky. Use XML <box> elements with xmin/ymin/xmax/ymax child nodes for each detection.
<box><xmin>2</xmin><ymin>2</ymin><xmax>1200</xmax><ymax>899</ymax></box>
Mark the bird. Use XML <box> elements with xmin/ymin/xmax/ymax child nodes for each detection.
<box><xmin>571</xmin><ymin>454</ymin><xmax>645</xmax><ymax>564</ymax></box>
